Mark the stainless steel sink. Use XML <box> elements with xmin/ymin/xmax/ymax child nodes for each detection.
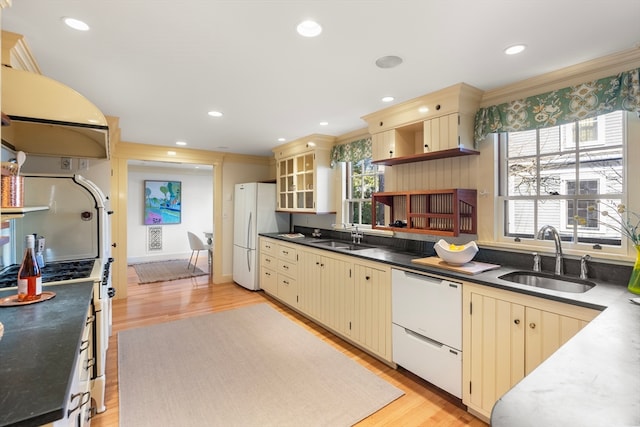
<box><xmin>310</xmin><ymin>240</ymin><xmax>376</xmax><ymax>251</ymax></box>
<box><xmin>498</xmin><ymin>271</ymin><xmax>595</xmax><ymax>293</ymax></box>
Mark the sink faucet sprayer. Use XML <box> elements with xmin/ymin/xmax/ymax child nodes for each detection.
<box><xmin>536</xmin><ymin>225</ymin><xmax>564</xmax><ymax>275</ymax></box>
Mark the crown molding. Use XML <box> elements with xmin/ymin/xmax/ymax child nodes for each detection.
<box><xmin>480</xmin><ymin>47</ymin><xmax>640</xmax><ymax>107</ymax></box>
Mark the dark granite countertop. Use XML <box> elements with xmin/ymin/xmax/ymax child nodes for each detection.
<box><xmin>0</xmin><ymin>282</ymin><xmax>94</xmax><ymax>427</ymax></box>
<box><xmin>262</xmin><ymin>232</ymin><xmax>640</xmax><ymax>426</ymax></box>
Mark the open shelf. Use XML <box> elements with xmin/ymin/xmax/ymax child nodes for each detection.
<box><xmin>372</xmin><ymin>189</ymin><xmax>477</xmax><ymax>236</ymax></box>
<box><xmin>371</xmin><ymin>147</ymin><xmax>479</xmax><ymax>166</ymax></box>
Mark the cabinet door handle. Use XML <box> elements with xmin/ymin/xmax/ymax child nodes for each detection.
<box><xmin>529</xmin><ymin>323</ymin><xmax>536</xmax><ymax>329</ymax></box>
<box><xmin>514</xmin><ymin>319</ymin><xmax>520</xmax><ymax>325</ymax></box>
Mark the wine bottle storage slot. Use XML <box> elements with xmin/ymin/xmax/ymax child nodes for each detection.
<box><xmin>372</xmin><ymin>189</ymin><xmax>477</xmax><ymax>236</ymax></box>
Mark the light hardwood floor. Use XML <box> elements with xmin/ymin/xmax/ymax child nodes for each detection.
<box><xmin>91</xmin><ymin>262</ymin><xmax>487</xmax><ymax>427</ymax></box>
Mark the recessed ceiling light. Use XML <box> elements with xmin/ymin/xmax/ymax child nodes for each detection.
<box><xmin>167</xmin><ymin>151</ymin><xmax>177</xmax><ymax>156</ymax></box>
<box><xmin>375</xmin><ymin>55</ymin><xmax>403</xmax><ymax>69</ymax></box>
<box><xmin>382</xmin><ymin>96</ymin><xmax>394</xmax><ymax>103</ymax></box>
<box><xmin>62</xmin><ymin>17</ymin><xmax>90</xmax><ymax>31</ymax></box>
<box><xmin>319</xmin><ymin>121</ymin><xmax>329</xmax><ymax>126</ymax></box>
<box><xmin>419</xmin><ymin>106</ymin><xmax>429</xmax><ymax>113</ymax></box>
<box><xmin>504</xmin><ymin>44</ymin><xmax>526</xmax><ymax>55</ymax></box>
<box><xmin>175</xmin><ymin>141</ymin><xmax>187</xmax><ymax>146</ymax></box>
<box><xmin>208</xmin><ymin>111</ymin><xmax>223</xmax><ymax>117</ymax></box>
<box><xmin>297</xmin><ymin>20</ymin><xmax>322</xmax><ymax>37</ymax></box>
<box><xmin>278</xmin><ymin>138</ymin><xmax>286</xmax><ymax>142</ymax></box>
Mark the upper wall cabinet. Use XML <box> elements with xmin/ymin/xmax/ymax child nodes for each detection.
<box><xmin>362</xmin><ymin>83</ymin><xmax>483</xmax><ymax>166</ymax></box>
<box><xmin>273</xmin><ymin>134</ymin><xmax>336</xmax><ymax>214</ymax></box>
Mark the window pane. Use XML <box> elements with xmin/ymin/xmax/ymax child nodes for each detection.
<box><xmin>539</xmin><ymin>126</ymin><xmax>562</xmax><ymax>154</ymax></box>
<box><xmin>508</xmin><ymin>129</ymin><xmax>536</xmax><ymax>157</ymax></box>
<box><xmin>539</xmin><ymin>153</ymin><xmax>573</xmax><ymax>195</ymax></box>
<box><xmin>351</xmin><ymin>176</ymin><xmax>363</xmax><ymax>198</ymax></box>
<box><xmin>505</xmin><ymin>199</ymin><xmax>535</xmax><ymax>237</ymax></box>
<box><xmin>579</xmin><ymin>148</ymin><xmax>622</xmax><ymax>195</ymax></box>
<box><xmin>507</xmin><ymin>159</ymin><xmax>537</xmax><ymax>196</ymax></box>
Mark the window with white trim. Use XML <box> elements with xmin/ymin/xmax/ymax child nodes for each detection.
<box><xmin>500</xmin><ymin>110</ymin><xmax>626</xmax><ymax>248</ymax></box>
<box><xmin>344</xmin><ymin>158</ymin><xmax>384</xmax><ymax>226</ymax></box>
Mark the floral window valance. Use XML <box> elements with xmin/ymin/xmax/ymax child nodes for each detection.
<box><xmin>474</xmin><ymin>68</ymin><xmax>640</xmax><ymax>145</ymax></box>
<box><xmin>330</xmin><ymin>137</ymin><xmax>372</xmax><ymax>167</ymax></box>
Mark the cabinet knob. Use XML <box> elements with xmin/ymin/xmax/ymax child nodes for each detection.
<box><xmin>529</xmin><ymin>323</ymin><xmax>536</xmax><ymax>329</ymax></box>
<box><xmin>365</xmin><ymin>275</ymin><xmax>370</xmax><ymax>280</ymax></box>
<box><xmin>514</xmin><ymin>319</ymin><xmax>520</xmax><ymax>325</ymax></box>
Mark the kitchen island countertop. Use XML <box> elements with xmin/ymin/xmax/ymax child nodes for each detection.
<box><xmin>0</xmin><ymin>282</ymin><xmax>94</xmax><ymax>427</ymax></box>
<box><xmin>261</xmin><ymin>233</ymin><xmax>640</xmax><ymax>426</ymax></box>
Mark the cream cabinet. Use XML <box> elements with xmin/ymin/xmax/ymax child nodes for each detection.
<box><xmin>259</xmin><ymin>238</ymin><xmax>278</xmax><ymax>295</ymax></box>
<box><xmin>259</xmin><ymin>238</ymin><xmax>393</xmax><ymax>364</ymax></box>
<box><xmin>363</xmin><ymin>83</ymin><xmax>483</xmax><ymax>166</ymax></box>
<box><xmin>423</xmin><ymin>112</ymin><xmax>475</xmax><ymax>152</ymax></box>
<box><xmin>259</xmin><ymin>237</ymin><xmax>299</xmax><ymax>305</ymax></box>
<box><xmin>351</xmin><ymin>261</ymin><xmax>392</xmax><ymax>361</ymax></box>
<box><xmin>462</xmin><ymin>283</ymin><xmax>600</xmax><ymax>421</ymax></box>
<box><xmin>371</xmin><ymin>128</ymin><xmax>414</xmax><ymax>162</ymax></box>
<box><xmin>273</xmin><ymin>134</ymin><xmax>336</xmax><ymax>213</ymax></box>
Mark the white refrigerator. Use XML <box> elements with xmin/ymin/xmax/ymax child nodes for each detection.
<box><xmin>232</xmin><ymin>182</ymin><xmax>287</xmax><ymax>290</ymax></box>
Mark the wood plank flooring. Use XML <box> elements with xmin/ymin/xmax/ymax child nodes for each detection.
<box><xmin>91</xmin><ymin>262</ymin><xmax>487</xmax><ymax>427</ymax></box>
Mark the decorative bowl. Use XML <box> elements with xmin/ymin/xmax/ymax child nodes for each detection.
<box><xmin>434</xmin><ymin>239</ymin><xmax>478</xmax><ymax>266</ymax></box>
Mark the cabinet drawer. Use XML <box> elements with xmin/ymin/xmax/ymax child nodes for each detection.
<box><xmin>261</xmin><ymin>238</ymin><xmax>277</xmax><ymax>255</ymax></box>
<box><xmin>278</xmin><ymin>244</ymin><xmax>298</xmax><ymax>262</ymax></box>
<box><xmin>278</xmin><ymin>274</ymin><xmax>297</xmax><ymax>305</ymax></box>
<box><xmin>260</xmin><ymin>253</ymin><xmax>276</xmax><ymax>268</ymax></box>
<box><xmin>260</xmin><ymin>267</ymin><xmax>277</xmax><ymax>295</ymax></box>
<box><xmin>278</xmin><ymin>260</ymin><xmax>297</xmax><ymax>277</ymax></box>
<box><xmin>392</xmin><ymin>323</ymin><xmax>462</xmax><ymax>398</ymax></box>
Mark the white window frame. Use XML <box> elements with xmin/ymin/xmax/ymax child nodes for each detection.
<box><xmin>497</xmin><ymin>111</ymin><xmax>629</xmax><ymax>255</ymax></box>
<box><xmin>341</xmin><ymin>159</ymin><xmax>384</xmax><ymax>229</ymax></box>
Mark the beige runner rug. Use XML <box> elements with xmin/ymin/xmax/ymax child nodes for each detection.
<box><xmin>131</xmin><ymin>259</ymin><xmax>207</xmax><ymax>284</ymax></box>
<box><xmin>118</xmin><ymin>303</ymin><xmax>404</xmax><ymax>427</ymax></box>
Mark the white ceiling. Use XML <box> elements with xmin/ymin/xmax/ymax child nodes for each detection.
<box><xmin>3</xmin><ymin>1</ymin><xmax>640</xmax><ymax>157</ymax></box>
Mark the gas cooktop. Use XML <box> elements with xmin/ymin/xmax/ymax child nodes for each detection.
<box><xmin>0</xmin><ymin>259</ymin><xmax>96</xmax><ymax>289</ymax></box>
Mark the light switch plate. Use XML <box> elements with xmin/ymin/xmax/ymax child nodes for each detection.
<box><xmin>61</xmin><ymin>157</ymin><xmax>72</xmax><ymax>170</ymax></box>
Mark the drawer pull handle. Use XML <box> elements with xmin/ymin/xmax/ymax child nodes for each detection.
<box><xmin>85</xmin><ymin>357</ymin><xmax>96</xmax><ymax>371</ymax></box>
<box><xmin>282</xmin><ymin>250</ymin><xmax>289</xmax><ymax>255</ymax></box>
<box><xmin>68</xmin><ymin>391</ymin><xmax>91</xmax><ymax>416</ymax></box>
<box><xmin>86</xmin><ymin>315</ymin><xmax>95</xmax><ymax>326</ymax></box>
<box><xmin>79</xmin><ymin>340</ymin><xmax>90</xmax><ymax>354</ymax></box>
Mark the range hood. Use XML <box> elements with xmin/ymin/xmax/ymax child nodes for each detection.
<box><xmin>1</xmin><ymin>65</ymin><xmax>110</xmax><ymax>158</ymax></box>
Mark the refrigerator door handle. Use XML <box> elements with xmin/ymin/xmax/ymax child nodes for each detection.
<box><xmin>246</xmin><ymin>248</ymin><xmax>251</xmax><ymax>272</ymax></box>
<box><xmin>246</xmin><ymin>212</ymin><xmax>252</xmax><ymax>249</ymax></box>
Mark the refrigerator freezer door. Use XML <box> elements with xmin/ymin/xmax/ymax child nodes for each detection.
<box><xmin>232</xmin><ymin>244</ymin><xmax>258</xmax><ymax>290</ymax></box>
<box><xmin>233</xmin><ymin>183</ymin><xmax>257</xmax><ymax>249</ymax></box>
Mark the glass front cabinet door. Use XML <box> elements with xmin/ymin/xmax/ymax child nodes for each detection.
<box><xmin>273</xmin><ymin>135</ymin><xmax>336</xmax><ymax>214</ymax></box>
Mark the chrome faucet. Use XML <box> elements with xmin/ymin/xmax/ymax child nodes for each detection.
<box><xmin>536</xmin><ymin>225</ymin><xmax>564</xmax><ymax>275</ymax></box>
<box><xmin>580</xmin><ymin>254</ymin><xmax>591</xmax><ymax>280</ymax></box>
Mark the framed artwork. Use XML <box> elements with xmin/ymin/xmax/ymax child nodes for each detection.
<box><xmin>144</xmin><ymin>180</ymin><xmax>182</xmax><ymax>225</ymax></box>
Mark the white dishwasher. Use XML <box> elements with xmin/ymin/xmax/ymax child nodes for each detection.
<box><xmin>391</xmin><ymin>268</ymin><xmax>462</xmax><ymax>398</ymax></box>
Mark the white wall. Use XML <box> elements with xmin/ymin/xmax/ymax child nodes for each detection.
<box><xmin>127</xmin><ymin>163</ymin><xmax>213</xmax><ymax>263</ymax></box>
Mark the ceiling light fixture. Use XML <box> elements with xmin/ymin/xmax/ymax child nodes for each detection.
<box><xmin>319</xmin><ymin>121</ymin><xmax>328</xmax><ymax>126</ymax></box>
<box><xmin>504</xmin><ymin>44</ymin><xmax>526</xmax><ymax>55</ymax></box>
<box><xmin>297</xmin><ymin>20</ymin><xmax>322</xmax><ymax>37</ymax></box>
<box><xmin>382</xmin><ymin>96</ymin><xmax>394</xmax><ymax>103</ymax></box>
<box><xmin>277</xmin><ymin>138</ymin><xmax>286</xmax><ymax>142</ymax></box>
<box><xmin>208</xmin><ymin>111</ymin><xmax>223</xmax><ymax>117</ymax></box>
<box><xmin>175</xmin><ymin>141</ymin><xmax>187</xmax><ymax>146</ymax></box>
<box><xmin>167</xmin><ymin>151</ymin><xmax>177</xmax><ymax>156</ymax></box>
<box><xmin>62</xmin><ymin>17</ymin><xmax>90</xmax><ymax>31</ymax></box>
<box><xmin>419</xmin><ymin>106</ymin><xmax>429</xmax><ymax>113</ymax></box>
<box><xmin>375</xmin><ymin>55</ymin><xmax>403</xmax><ymax>69</ymax></box>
